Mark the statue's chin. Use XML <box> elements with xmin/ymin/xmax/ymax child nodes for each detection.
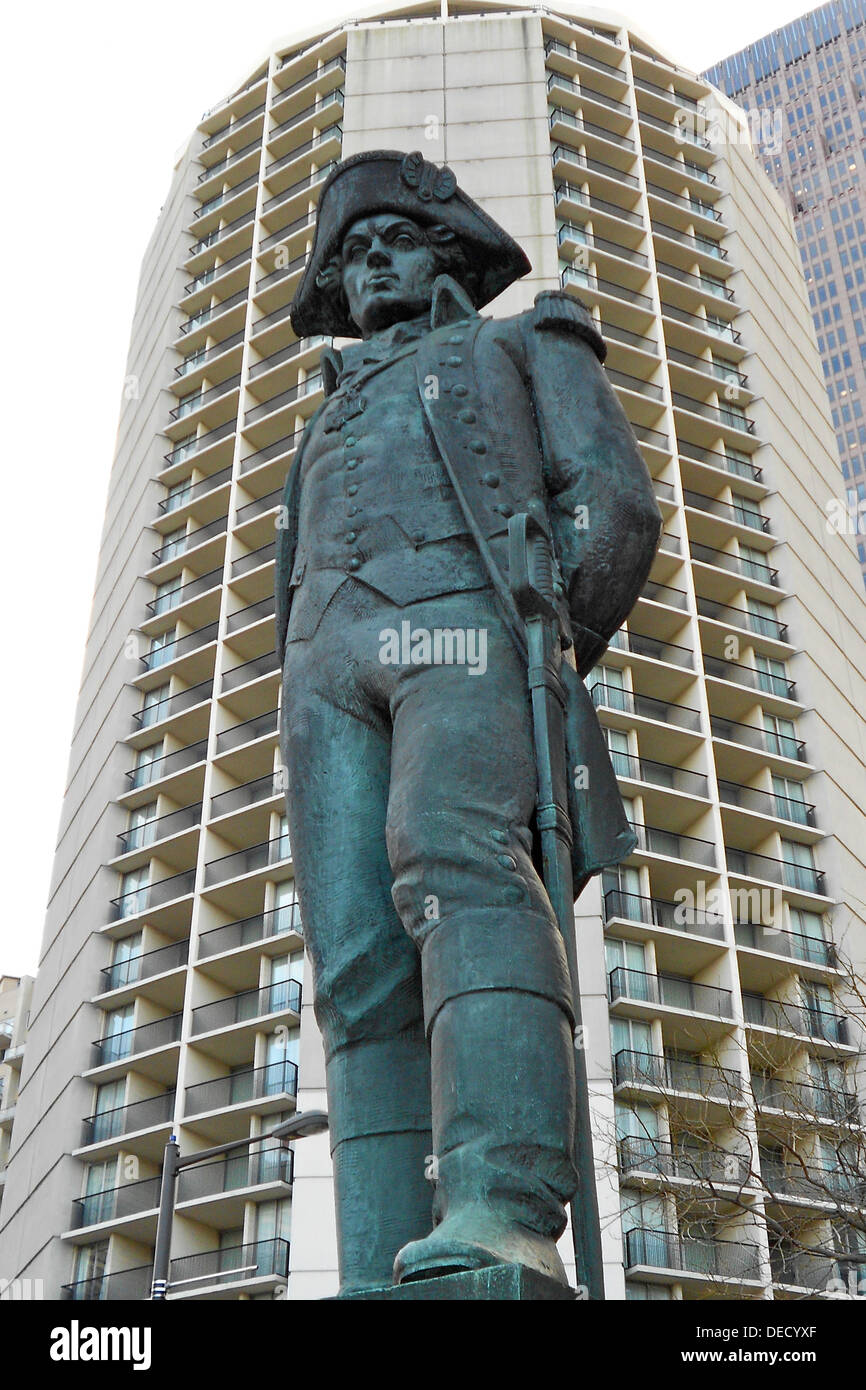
<box><xmin>358</xmin><ymin>294</ymin><xmax>432</xmax><ymax>337</ymax></box>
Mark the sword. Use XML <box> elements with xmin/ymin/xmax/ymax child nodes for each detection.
<box><xmin>508</xmin><ymin>509</ymin><xmax>605</xmax><ymax>1302</ymax></box>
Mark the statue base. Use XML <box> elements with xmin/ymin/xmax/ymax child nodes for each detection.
<box><xmin>333</xmin><ymin>1263</ymin><xmax>576</xmax><ymax>1301</ymax></box>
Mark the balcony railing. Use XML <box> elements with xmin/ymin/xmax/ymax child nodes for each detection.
<box><xmin>679</xmin><ymin>440</ymin><xmax>761</xmax><ymax>481</ymax></box>
<box><xmin>147</xmin><ymin>567</ymin><xmax>223</xmax><ymax>616</ymax></box>
<box><xmin>141</xmin><ymin>621</ymin><xmax>219</xmax><ymax>672</ymax></box>
<box><xmin>619</xmin><ymin>1137</ymin><xmax>750</xmax><ymax>1186</ymax></box>
<box><xmin>590</xmin><ymin>681</ymin><xmax>702</xmax><ymax>732</ymax></box>
<box><xmin>711</xmin><ymin>716</ymin><xmax>804</xmax><ymax>761</ymax></box>
<box><xmin>109</xmin><ymin>868</ymin><xmax>196</xmax><ymax>921</ymax></box>
<box><xmin>629</xmin><ymin>820</ymin><xmax>717</xmax><ymax>867</ymax></box>
<box><xmin>117</xmin><ymin>802</ymin><xmax>202</xmax><ymax>852</ymax></box>
<box><xmin>742</xmin><ymin>992</ymin><xmax>847</xmax><ymax>1044</ymax></box>
<box><xmin>81</xmin><ymin>1090</ymin><xmax>176</xmax><ymax>1147</ymax></box>
<box><xmin>184</xmin><ymin>1059</ymin><xmax>299</xmax><ymax>1115</ymax></box>
<box><xmin>190</xmin><ymin>979</ymin><xmax>301</xmax><ymax>1035</ymax></box>
<box><xmin>718</xmin><ymin>779</ymin><xmax>815</xmax><ymax>826</ymax></box>
<box><xmin>168</xmin><ymin>1238</ymin><xmax>289</xmax><ymax>1293</ymax></box>
<box><xmin>61</xmin><ymin>1263</ymin><xmax>152</xmax><ymax>1302</ymax></box>
<box><xmin>220</xmin><ymin>653</ymin><xmax>280</xmax><ymax>693</ymax></box>
<box><xmin>214</xmin><ymin>707</ymin><xmax>279</xmax><ymax>754</ymax></box>
<box><xmin>197</xmin><ymin>902</ymin><xmax>302</xmax><ymax>959</ymax></box>
<box><xmin>691</xmin><ymin>541</ymin><xmax>778</xmax><ymax>587</ymax></box>
<box><xmin>684</xmin><ymin>488</ymin><xmax>768</xmax><ymax>532</ymax></box>
<box><xmin>770</xmin><ymin>1248</ymin><xmax>845</xmax><ymax>1293</ymax></box>
<box><xmin>702</xmin><ymin>654</ymin><xmax>795</xmax><ymax>700</ymax></box>
<box><xmin>734</xmin><ymin>920</ymin><xmax>834</xmax><ymax>966</ymax></box>
<box><xmin>210</xmin><ymin>772</ymin><xmax>283</xmax><ymax>819</ymax></box>
<box><xmin>751</xmin><ymin>1073</ymin><xmax>858</xmax><ymax>1124</ymax></box>
<box><xmin>177</xmin><ymin>1145</ymin><xmax>294</xmax><ymax>1202</ymax></box>
<box><xmin>174</xmin><ymin>328</ymin><xmax>245</xmax><ymax>377</ymax></box>
<box><xmin>232</xmin><ymin>541</ymin><xmax>276</xmax><ymax>577</ymax></box>
<box><xmin>625</xmin><ymin>1227</ymin><xmax>760</xmax><ymax>1281</ymax></box>
<box><xmin>698</xmin><ymin>595</ymin><xmax>787</xmax><ymax>642</ymax></box>
<box><xmin>608</xmin><ymin>751</ymin><xmax>709</xmax><ymax>798</ymax></box>
<box><xmin>100</xmin><ymin>939</ymin><xmax>190</xmax><ymax>992</ymax></box>
<box><xmin>92</xmin><ymin>1013</ymin><xmax>182</xmax><ymax>1067</ymax></box>
<box><xmin>609</xmin><ymin>967</ymin><xmax>733</xmax><ymax>1018</ymax></box>
<box><xmin>158</xmin><ymin>466</ymin><xmax>232</xmax><ymax>511</ymax></box>
<box><xmin>133</xmin><ymin>682</ymin><xmax>213</xmax><ymax>730</ymax></box>
<box><xmin>554</xmin><ymin>181</ymin><xmax>646</xmax><ymax>229</ymax></box>
<box><xmin>763</xmin><ymin>1159</ymin><xmax>865</xmax><ymax>1204</ymax></box>
<box><xmin>603</xmin><ymin>888</ymin><xmax>724</xmax><ymax>940</ymax></box>
<box><xmin>71</xmin><ymin>1174</ymin><xmax>161</xmax><ymax>1229</ymax></box>
<box><xmin>726</xmin><ymin>848</ymin><xmax>824</xmax><ymax>895</ymax></box>
<box><xmin>613</xmin><ymin>1048</ymin><xmax>743</xmax><ymax>1102</ymax></box>
<box><xmin>606</xmin><ymin>627</ymin><xmax>695</xmax><ymax>669</ymax></box>
<box><xmin>151</xmin><ymin>514</ymin><xmax>228</xmax><ymax>566</ymax></box>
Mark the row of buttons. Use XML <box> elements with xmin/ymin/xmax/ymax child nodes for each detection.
<box><xmin>439</xmin><ymin>332</ymin><xmax>514</xmax><ymax>520</ymax></box>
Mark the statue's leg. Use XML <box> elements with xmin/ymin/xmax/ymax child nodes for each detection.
<box><xmin>384</xmin><ymin>591</ymin><xmax>580</xmax><ymax>1286</ymax></box>
<box><xmin>280</xmin><ymin>641</ymin><xmax>432</xmax><ymax>1293</ymax></box>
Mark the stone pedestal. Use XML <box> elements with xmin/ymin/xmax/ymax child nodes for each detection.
<box><xmin>333</xmin><ymin>1264</ymin><xmax>576</xmax><ymax>1301</ymax></box>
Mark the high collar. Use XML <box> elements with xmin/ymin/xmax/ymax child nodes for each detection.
<box><xmin>319</xmin><ymin>275</ymin><xmax>478</xmax><ymax>395</ymax></box>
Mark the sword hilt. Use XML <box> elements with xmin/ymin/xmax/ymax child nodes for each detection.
<box><xmin>508</xmin><ymin>511</ymin><xmax>571</xmax><ymax>644</ymax></box>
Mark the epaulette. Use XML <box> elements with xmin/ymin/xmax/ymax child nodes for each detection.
<box><xmin>531</xmin><ymin>290</ymin><xmax>607</xmax><ymax>363</ymax></box>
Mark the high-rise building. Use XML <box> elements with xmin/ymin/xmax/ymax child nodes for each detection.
<box><xmin>704</xmin><ymin>0</ymin><xmax>866</xmax><ymax>591</ymax></box>
<box><xmin>1</xmin><ymin>1</ymin><xmax>865</xmax><ymax>1303</ymax></box>
<box><xmin>0</xmin><ymin>975</ymin><xmax>33</xmax><ymax>1225</ymax></box>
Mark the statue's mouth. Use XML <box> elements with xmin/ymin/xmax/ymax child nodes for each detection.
<box><xmin>367</xmin><ymin>274</ymin><xmax>397</xmax><ymax>290</ymax></box>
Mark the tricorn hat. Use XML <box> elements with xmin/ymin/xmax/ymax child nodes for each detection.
<box><xmin>289</xmin><ymin>149</ymin><xmax>531</xmax><ymax>338</ymax></box>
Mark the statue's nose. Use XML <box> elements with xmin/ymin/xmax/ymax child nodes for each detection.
<box><xmin>367</xmin><ymin>240</ymin><xmax>391</xmax><ymax>266</ymax></box>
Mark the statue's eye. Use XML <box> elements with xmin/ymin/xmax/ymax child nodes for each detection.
<box><xmin>393</xmin><ymin>235</ymin><xmax>414</xmax><ymax>249</ymax></box>
<box><xmin>345</xmin><ymin>244</ymin><xmax>366</xmax><ymax>262</ymax></box>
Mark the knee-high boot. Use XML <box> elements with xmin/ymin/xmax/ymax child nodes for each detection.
<box><xmin>326</xmin><ymin>1032</ymin><xmax>433</xmax><ymax>1293</ymax></box>
<box><xmin>393</xmin><ymin>909</ymin><xmax>579</xmax><ymax>1288</ymax></box>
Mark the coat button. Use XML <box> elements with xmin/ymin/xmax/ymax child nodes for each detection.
<box><xmin>348</xmin><ymin>556</ymin><xmax>361</xmax><ymax>571</ymax></box>
<box><xmin>447</xmin><ymin>334</ymin><xmax>464</xmax><ymax>344</ymax></box>
<box><xmin>412</xmin><ymin>530</ymin><xmax>425</xmax><ymax>543</ymax></box>
<box><xmin>469</xmin><ymin>439</ymin><xmax>487</xmax><ymax>454</ymax></box>
<box><xmin>344</xmin><ymin>435</ymin><xmax>357</xmax><ymax>447</ymax></box>
<box><xmin>347</xmin><ymin>505</ymin><xmax>359</xmax><ymax>516</ymax></box>
<box><xmin>497</xmin><ymin>853</ymin><xmax>518</xmax><ymax>871</ymax></box>
<box><xmin>346</xmin><ymin>458</ymin><xmax>358</xmax><ymax>470</ymax></box>
<box><xmin>446</xmin><ymin>355</ymin><xmax>462</xmax><ymax>366</ymax></box>
<box><xmin>457</xmin><ymin>408</ymin><xmax>476</xmax><ymax>423</ymax></box>
<box><xmin>482</xmin><ymin>472</ymin><xmax>500</xmax><ymax>487</ymax></box>
<box><xmin>496</xmin><ymin>502</ymin><xmax>514</xmax><ymax>517</ymax></box>
<box><xmin>452</xmin><ymin>384</ymin><xmax>469</xmax><ymax>398</ymax></box>
<box><xmin>345</xmin><ymin>532</ymin><xmax>357</xmax><ymax>543</ymax></box>
<box><xmin>347</xmin><ymin>483</ymin><xmax>358</xmax><ymax>495</ymax></box>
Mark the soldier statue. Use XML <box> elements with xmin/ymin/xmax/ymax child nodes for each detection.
<box><xmin>275</xmin><ymin>149</ymin><xmax>661</xmax><ymax>1295</ymax></box>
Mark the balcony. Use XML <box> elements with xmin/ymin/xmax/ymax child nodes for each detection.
<box><xmin>174</xmin><ymin>330</ymin><xmax>245</xmax><ymax>379</ymax></box>
<box><xmin>147</xmin><ymin>568</ymin><xmax>223</xmax><ymax>617</ymax></box>
<box><xmin>132</xmin><ymin>683</ymin><xmax>213</xmax><ymax>731</ymax></box>
<box><xmin>613</xmin><ymin>1049</ymin><xmax>743</xmax><ymax>1104</ymax></box>
<box><xmin>680</xmin><ymin>440</ymin><xmax>761</xmax><ymax>483</ymax></box>
<box><xmin>151</xmin><ymin>515</ymin><xmax>228</xmax><ymax>567</ymax></box>
<box><xmin>126</xmin><ymin>741</ymin><xmax>208</xmax><ymax>791</ymax></box>
<box><xmin>210</xmin><ymin>772</ymin><xmax>283</xmax><ymax>821</ymax></box>
<box><xmin>625</xmin><ymin>1227</ymin><xmax>761</xmax><ymax>1283</ymax></box>
<box><xmin>190</xmin><ymin>980</ymin><xmax>301</xmax><ymax>1037</ymax></box>
<box><xmin>606</xmin><ymin>627</ymin><xmax>695</xmax><ymax>670</ymax></box>
<box><xmin>201</xmin><ymin>99</ymin><xmax>266</xmax><ymax>151</ymax></box>
<box><xmin>619</xmin><ymin>1136</ymin><xmax>750</xmax><ymax>1187</ymax></box>
<box><xmin>609</xmin><ymin>967</ymin><xmax>733</xmax><ymax>1019</ymax></box>
<box><xmin>610</xmin><ymin>751</ymin><xmax>709</xmax><ymax>798</ymax></box>
<box><xmin>61</xmin><ymin>1264</ymin><xmax>152</xmax><ymax>1301</ymax></box>
<box><xmin>80</xmin><ymin>1090</ymin><xmax>175</xmax><ymax>1148</ymax></box>
<box><xmin>220</xmin><ymin>653</ymin><xmax>279</xmax><ymax>694</ymax></box>
<box><xmin>70</xmin><ymin>1174</ymin><xmax>160</xmax><ymax>1230</ymax></box>
<box><xmin>232</xmin><ymin>541</ymin><xmax>276</xmax><ymax>578</ymax></box>
<box><xmin>554</xmin><ymin>181</ymin><xmax>646</xmax><ymax>230</ymax></box>
<box><xmin>140</xmin><ymin>622</ymin><xmax>219</xmax><ymax>673</ymax></box>
<box><xmin>718</xmin><ymin>779</ymin><xmax>815</xmax><ymax>828</ymax></box>
<box><xmin>590</xmin><ymin>682</ymin><xmax>702</xmax><ymax>733</ymax></box>
<box><xmin>109</xmin><ymin>868</ymin><xmax>196</xmax><ymax>922</ymax></box>
<box><xmin>630</xmin><ymin>821</ymin><xmax>717</xmax><ymax>867</ymax></box>
<box><xmin>703</xmin><ymin>654</ymin><xmax>795</xmax><ymax>701</ymax></box>
<box><xmin>698</xmin><ymin>596</ymin><xmax>787</xmax><ymax>643</ymax></box>
<box><xmin>743</xmin><ymin>992</ymin><xmax>848</xmax><ymax>1044</ymax></box>
<box><xmin>751</xmin><ymin>1073</ymin><xmax>859</xmax><ymax>1124</ymax></box>
<box><xmin>214</xmin><ymin>710</ymin><xmax>278</xmax><ymax>759</ymax></box>
<box><xmin>158</xmin><ymin>468</ymin><xmax>233</xmax><ymax>514</ymax></box>
<box><xmin>240</xmin><ymin>428</ymin><xmax>304</xmax><ymax>475</ymax></box>
<box><xmin>197</xmin><ymin>903</ymin><xmax>302</xmax><ymax>960</ymax></box>
<box><xmin>712</xmin><ymin>716</ymin><xmax>804</xmax><ymax>762</ymax></box>
<box><xmin>691</xmin><ymin>541</ymin><xmax>778</xmax><ymax>587</ymax></box>
<box><xmin>684</xmin><ymin>489</ymin><xmax>768</xmax><ymax>532</ymax></box>
<box><xmin>166</xmin><ymin>1237</ymin><xmax>289</xmax><ymax>1299</ymax></box>
<box><xmin>770</xmin><ymin>1248</ymin><xmax>846</xmax><ymax>1294</ymax></box>
<box><xmin>184</xmin><ymin>1060</ymin><xmax>298</xmax><ymax>1117</ymax></box>
<box><xmin>763</xmin><ymin>1159</ymin><xmax>865</xmax><ymax>1206</ymax></box>
<box><xmin>117</xmin><ymin>803</ymin><xmax>202</xmax><ymax>854</ymax></box>
<box><xmin>726</xmin><ymin>848</ymin><xmax>824</xmax><ymax>896</ymax></box>
<box><xmin>100</xmin><ymin>939</ymin><xmax>190</xmax><ymax>993</ymax></box>
<box><xmin>177</xmin><ymin>1145</ymin><xmax>293</xmax><ymax>1203</ymax></box>
<box><xmin>91</xmin><ymin>1013</ymin><xmax>182</xmax><ymax>1068</ymax></box>
<box><xmin>603</xmin><ymin>888</ymin><xmax>724</xmax><ymax>941</ymax></box>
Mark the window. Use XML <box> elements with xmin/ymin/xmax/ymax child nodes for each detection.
<box><xmin>265</xmin><ymin>1026</ymin><xmax>299</xmax><ymax>1098</ymax></box>
<box><xmin>164</xmin><ymin>477</ymin><xmax>193</xmax><ymax>510</ymax></box>
<box><xmin>126</xmin><ymin>804</ymin><xmax>158</xmax><ymax>852</ymax></box>
<box><xmin>72</xmin><ymin>1242</ymin><xmax>109</xmax><ymax>1296</ymax></box>
<box><xmin>133</xmin><ymin>742</ymin><xmax>164</xmax><ymax>789</ymax></box>
<box><xmin>740</xmin><ymin>544</ymin><xmax>771</xmax><ymax>582</ymax></box>
<box><xmin>101</xmin><ymin>1005</ymin><xmax>134</xmax><ymax>1064</ymax></box>
<box><xmin>781</xmin><ymin>839</ymin><xmax>820</xmax><ymax>893</ymax></box>
<box><xmin>754</xmin><ymin>653</ymin><xmax>790</xmax><ymax>697</ymax></box>
<box><xmin>118</xmin><ymin>866</ymin><xmax>149</xmax><ymax>917</ymax></box>
<box><xmin>148</xmin><ymin>627</ymin><xmax>177</xmax><ymax>669</ymax></box>
<box><xmin>589</xmin><ymin>663</ymin><xmax>628</xmax><ymax>712</ymax></box>
<box><xmin>268</xmin><ymin>952</ymin><xmax>303</xmax><ymax>1012</ymax></box>
<box><xmin>772</xmin><ymin>775</ymin><xmax>810</xmax><ymax>825</ymax></box>
<box><xmin>603</xmin><ymin>864</ymin><xmax>643</xmax><ymax>922</ymax></box>
<box><xmin>789</xmin><ymin>908</ymin><xmax>829</xmax><ymax>963</ymax></box>
<box><xmin>110</xmin><ymin>932</ymin><xmax>144</xmax><ymax>989</ymax></box>
<box><xmin>152</xmin><ymin>578</ymin><xmax>183</xmax><ymax>616</ymax></box>
<box><xmin>604</xmin><ymin>726</ymin><xmax>632</xmax><ymax>778</ymax></box>
<box><xmin>91</xmin><ymin>1079</ymin><xmax>126</xmax><ymax>1143</ymax></box>
<box><xmin>273</xmin><ymin>879</ymin><xmax>301</xmax><ymax>936</ymax></box>
<box><xmin>140</xmin><ymin>686</ymin><xmax>170</xmax><ymax>730</ymax></box>
<box><xmin>762</xmin><ymin>712</ymin><xmax>800</xmax><ymax>759</ymax></box>
<box><xmin>81</xmin><ymin>1158</ymin><xmax>118</xmax><ymax>1225</ymax></box>
<box><xmin>732</xmin><ymin>493</ymin><xmax>765</xmax><ymax>528</ymax></box>
<box><xmin>160</xmin><ymin>525</ymin><xmax>188</xmax><ymax>561</ymax></box>
<box><xmin>606</xmin><ymin>938</ymin><xmax>648</xmax><ymax>1000</ymax></box>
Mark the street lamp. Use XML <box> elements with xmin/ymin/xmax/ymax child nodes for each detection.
<box><xmin>149</xmin><ymin>1109</ymin><xmax>329</xmax><ymax>1300</ymax></box>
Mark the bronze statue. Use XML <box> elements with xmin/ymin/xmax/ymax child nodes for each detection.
<box><xmin>275</xmin><ymin>150</ymin><xmax>661</xmax><ymax>1296</ymax></box>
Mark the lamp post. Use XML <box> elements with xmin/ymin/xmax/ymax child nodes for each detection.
<box><xmin>149</xmin><ymin>1109</ymin><xmax>329</xmax><ymax>1300</ymax></box>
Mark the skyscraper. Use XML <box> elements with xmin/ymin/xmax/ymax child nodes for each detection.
<box><xmin>704</xmin><ymin>0</ymin><xmax>866</xmax><ymax>590</ymax></box>
<box><xmin>1</xmin><ymin>1</ymin><xmax>865</xmax><ymax>1302</ymax></box>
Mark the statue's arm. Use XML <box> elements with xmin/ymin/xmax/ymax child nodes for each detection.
<box><xmin>520</xmin><ymin>291</ymin><xmax>663</xmax><ymax>675</ymax></box>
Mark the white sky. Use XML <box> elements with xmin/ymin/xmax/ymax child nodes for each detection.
<box><xmin>0</xmin><ymin>0</ymin><xmax>813</xmax><ymax>976</ymax></box>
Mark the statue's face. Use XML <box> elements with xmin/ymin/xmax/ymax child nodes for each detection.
<box><xmin>340</xmin><ymin>213</ymin><xmax>439</xmax><ymax>336</ymax></box>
